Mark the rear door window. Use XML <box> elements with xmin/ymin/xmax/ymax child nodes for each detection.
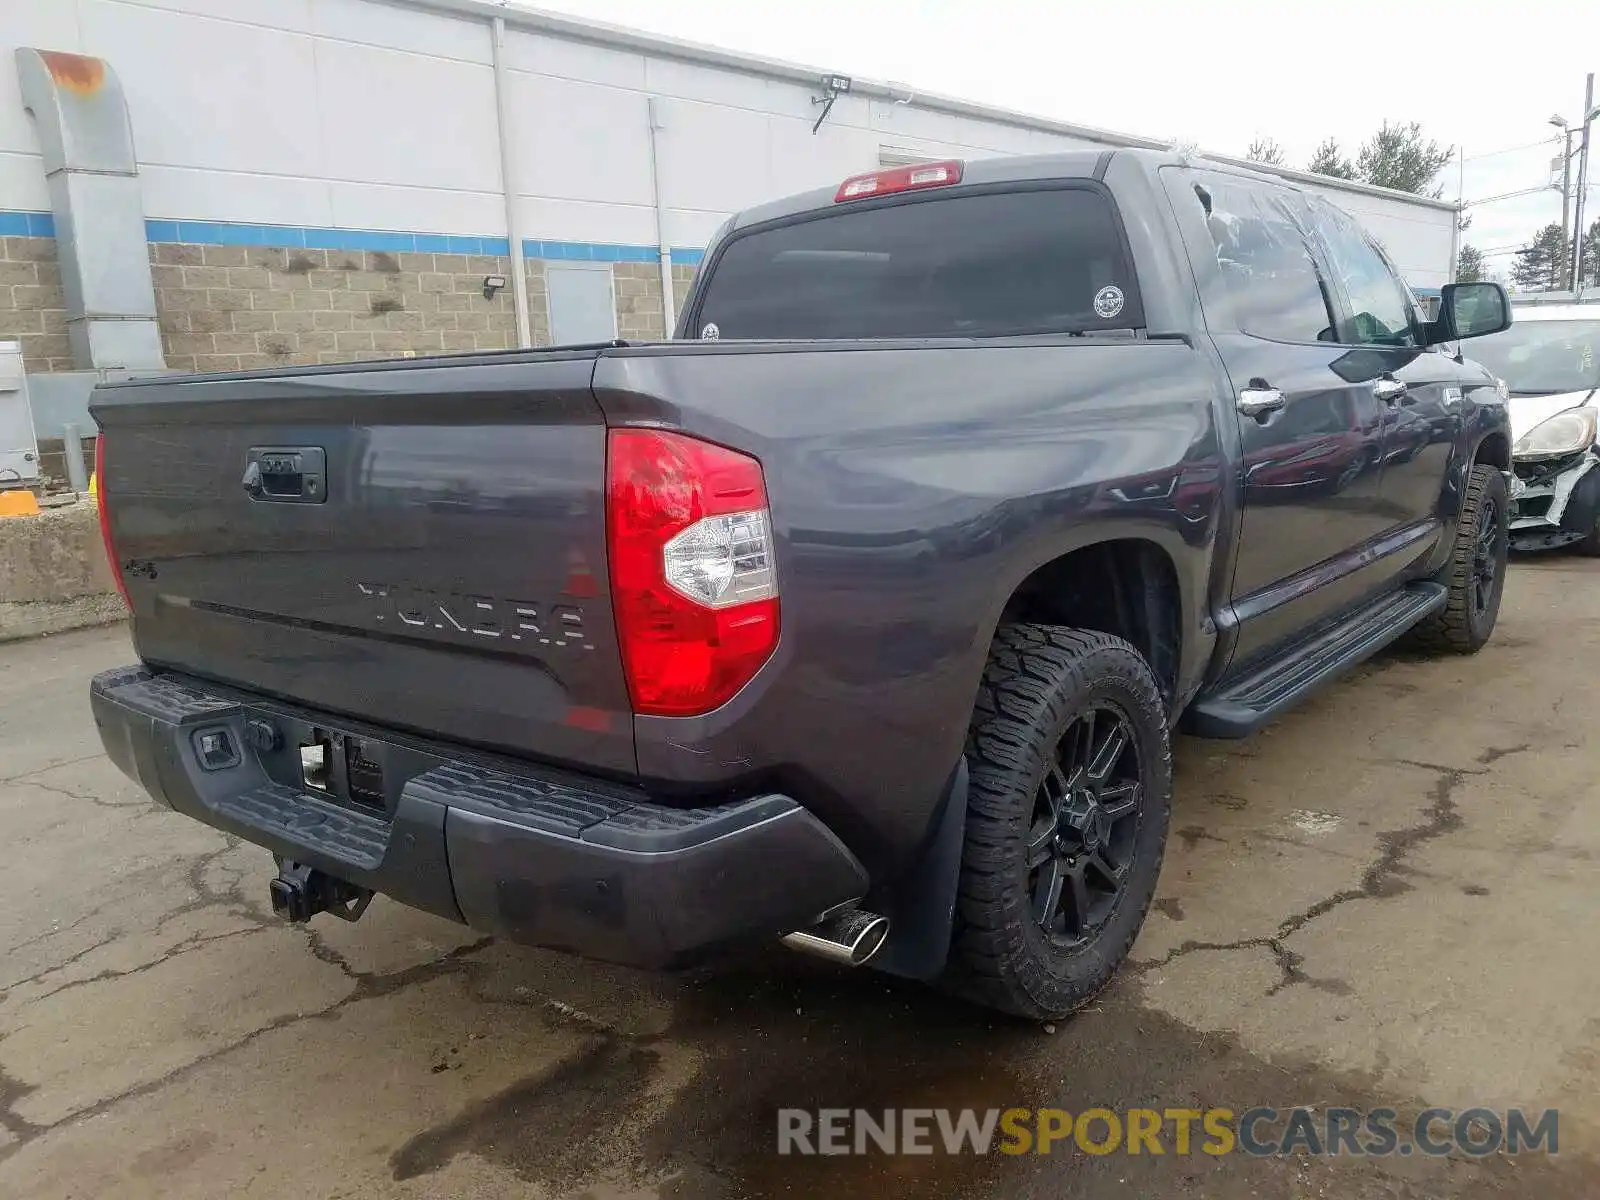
<box><xmin>691</xmin><ymin>186</ymin><xmax>1143</xmax><ymax>340</ymax></box>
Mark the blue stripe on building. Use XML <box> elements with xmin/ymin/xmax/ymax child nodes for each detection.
<box><xmin>0</xmin><ymin>210</ymin><xmax>56</xmax><ymax>237</ymax></box>
<box><xmin>2</xmin><ymin>209</ymin><xmax>705</xmax><ymax>265</ymax></box>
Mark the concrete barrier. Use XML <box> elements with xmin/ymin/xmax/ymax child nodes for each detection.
<box><xmin>0</xmin><ymin>500</ymin><xmax>126</xmax><ymax>641</ymax></box>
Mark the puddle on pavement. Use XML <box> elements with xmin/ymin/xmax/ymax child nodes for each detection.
<box><xmin>392</xmin><ymin>951</ymin><xmax>1033</xmax><ymax>1199</ymax></box>
<box><xmin>647</xmin><ymin>959</ymin><xmax>1034</xmax><ymax>1200</ymax></box>
<box><xmin>385</xmin><ymin>947</ymin><xmax>1600</xmax><ymax>1200</ymax></box>
<box><xmin>391</xmin><ymin>1039</ymin><xmax>661</xmax><ymax>1191</ymax></box>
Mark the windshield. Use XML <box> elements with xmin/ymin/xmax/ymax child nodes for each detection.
<box><xmin>1466</xmin><ymin>318</ymin><xmax>1600</xmax><ymax>395</ymax></box>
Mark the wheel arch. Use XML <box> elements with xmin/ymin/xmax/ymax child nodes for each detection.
<box><xmin>876</xmin><ymin>537</ymin><xmax>1190</xmax><ymax>988</ymax></box>
<box><xmin>1473</xmin><ymin>430</ymin><xmax>1511</xmax><ymax>471</ymax></box>
<box><xmin>993</xmin><ymin>535</ymin><xmax>1186</xmax><ymax>709</ymax></box>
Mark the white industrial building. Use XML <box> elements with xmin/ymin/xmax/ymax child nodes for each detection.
<box><xmin>0</xmin><ymin>0</ymin><xmax>1460</xmax><ymax>458</ymax></box>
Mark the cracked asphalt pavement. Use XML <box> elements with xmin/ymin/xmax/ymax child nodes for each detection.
<box><xmin>3</xmin><ymin>558</ymin><xmax>1599</xmax><ymax>1198</ymax></box>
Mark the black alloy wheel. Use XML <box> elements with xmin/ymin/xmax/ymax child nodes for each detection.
<box><xmin>1471</xmin><ymin>493</ymin><xmax>1502</xmax><ymax>618</ymax></box>
<box><xmin>1026</xmin><ymin>705</ymin><xmax>1142</xmax><ymax>946</ymax></box>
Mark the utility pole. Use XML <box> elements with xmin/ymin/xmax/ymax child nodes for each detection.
<box><xmin>1549</xmin><ymin>115</ymin><xmax>1575</xmax><ymax>288</ymax></box>
<box><xmin>1573</xmin><ymin>73</ymin><xmax>1595</xmax><ymax>291</ymax></box>
<box><xmin>1559</xmin><ymin>128</ymin><xmax>1574</xmax><ymax>288</ymax></box>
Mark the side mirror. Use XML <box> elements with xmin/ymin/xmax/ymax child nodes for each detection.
<box><xmin>1430</xmin><ymin>281</ymin><xmax>1511</xmax><ymax>344</ymax></box>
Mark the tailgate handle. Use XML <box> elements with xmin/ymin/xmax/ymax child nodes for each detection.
<box><xmin>245</xmin><ymin>447</ymin><xmax>327</xmax><ymax>504</ymax></box>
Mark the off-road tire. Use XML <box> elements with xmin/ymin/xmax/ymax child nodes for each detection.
<box><xmin>1406</xmin><ymin>464</ymin><xmax>1509</xmax><ymax>654</ymax></box>
<box><xmin>942</xmin><ymin>624</ymin><xmax>1172</xmax><ymax>1020</ymax></box>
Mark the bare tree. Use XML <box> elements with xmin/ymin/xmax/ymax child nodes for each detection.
<box><xmin>1246</xmin><ymin>137</ymin><xmax>1286</xmax><ymax>167</ymax></box>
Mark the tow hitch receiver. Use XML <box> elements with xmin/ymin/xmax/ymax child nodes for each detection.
<box><xmin>269</xmin><ymin>860</ymin><xmax>374</xmax><ymax>924</ymax></box>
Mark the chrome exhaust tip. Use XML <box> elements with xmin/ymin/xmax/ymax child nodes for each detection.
<box><xmin>780</xmin><ymin>907</ymin><xmax>890</xmax><ymax>967</ymax></box>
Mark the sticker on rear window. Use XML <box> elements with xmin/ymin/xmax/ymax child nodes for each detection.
<box><xmin>700</xmin><ymin>322</ymin><xmax>721</xmax><ymax>341</ymax></box>
<box><xmin>1093</xmin><ymin>285</ymin><xmax>1125</xmax><ymax>320</ymax></box>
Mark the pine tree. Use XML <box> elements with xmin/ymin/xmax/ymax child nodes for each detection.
<box><xmin>1510</xmin><ymin>223</ymin><xmax>1571</xmax><ymax>291</ymax></box>
<box><xmin>1355</xmin><ymin>122</ymin><xmax>1454</xmax><ymax>196</ymax></box>
<box><xmin>1580</xmin><ymin>218</ymin><xmax>1600</xmax><ymax>288</ymax></box>
<box><xmin>1307</xmin><ymin>138</ymin><xmax>1357</xmax><ymax>180</ymax></box>
<box><xmin>1455</xmin><ymin>245</ymin><xmax>1484</xmax><ymax>284</ymax></box>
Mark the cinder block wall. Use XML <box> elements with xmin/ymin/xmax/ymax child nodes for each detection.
<box><xmin>0</xmin><ymin>236</ymin><xmax>69</xmax><ymax>373</ymax></box>
<box><xmin>148</xmin><ymin>243</ymin><xmax>551</xmax><ymax>370</ymax></box>
<box><xmin>3</xmin><ymin>236</ymin><xmax>690</xmax><ymax>374</ymax></box>
<box><xmin>613</xmin><ymin>262</ymin><xmax>665</xmax><ymax>340</ymax></box>
<box><xmin>614</xmin><ymin>261</ymin><xmax>700</xmax><ymax>339</ymax></box>
<box><xmin>672</xmin><ymin>263</ymin><xmax>696</xmax><ymax>332</ymax></box>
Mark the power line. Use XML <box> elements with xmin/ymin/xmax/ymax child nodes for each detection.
<box><xmin>1462</xmin><ymin>185</ymin><xmax>1557</xmax><ymax>207</ymax></box>
<box><xmin>1461</xmin><ymin>137</ymin><xmax>1560</xmax><ymax>163</ymax></box>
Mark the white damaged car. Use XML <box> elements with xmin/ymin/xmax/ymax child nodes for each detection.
<box><xmin>1466</xmin><ymin>303</ymin><xmax>1600</xmax><ymax>553</ymax></box>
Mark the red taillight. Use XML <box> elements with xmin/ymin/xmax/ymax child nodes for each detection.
<box><xmin>606</xmin><ymin>428</ymin><xmax>779</xmax><ymax>717</ymax></box>
<box><xmin>94</xmin><ymin>433</ymin><xmax>130</xmax><ymax>607</ymax></box>
<box><xmin>834</xmin><ymin>159</ymin><xmax>963</xmax><ymax>203</ymax></box>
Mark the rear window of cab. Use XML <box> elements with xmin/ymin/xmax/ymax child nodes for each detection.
<box><xmin>691</xmin><ymin>185</ymin><xmax>1143</xmax><ymax>341</ymax></box>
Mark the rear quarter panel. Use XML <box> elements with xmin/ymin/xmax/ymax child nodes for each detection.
<box><xmin>595</xmin><ymin>339</ymin><xmax>1227</xmax><ymax>874</ymax></box>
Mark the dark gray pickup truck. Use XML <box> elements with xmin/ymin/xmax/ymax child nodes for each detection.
<box><xmin>89</xmin><ymin>150</ymin><xmax>1515</xmax><ymax>1020</ymax></box>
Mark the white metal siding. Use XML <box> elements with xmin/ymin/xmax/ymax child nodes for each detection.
<box><xmin>1300</xmin><ymin>182</ymin><xmax>1457</xmax><ymax>291</ymax></box>
<box><xmin>0</xmin><ymin>0</ymin><xmax>1457</xmax><ymax>286</ymax></box>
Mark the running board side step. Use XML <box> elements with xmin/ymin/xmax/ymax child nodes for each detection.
<box><xmin>1185</xmin><ymin>583</ymin><xmax>1448</xmax><ymax>739</ymax></box>
<box><xmin>781</xmin><ymin>907</ymin><xmax>890</xmax><ymax>967</ymax></box>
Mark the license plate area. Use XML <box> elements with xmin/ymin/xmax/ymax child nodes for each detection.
<box><xmin>291</xmin><ymin>726</ymin><xmax>389</xmax><ymax>817</ymax></box>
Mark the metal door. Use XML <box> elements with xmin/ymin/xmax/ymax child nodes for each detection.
<box><xmin>546</xmin><ymin>262</ymin><xmax>618</xmax><ymax>346</ymax></box>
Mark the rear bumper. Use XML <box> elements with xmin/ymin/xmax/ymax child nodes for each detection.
<box><xmin>90</xmin><ymin>666</ymin><xmax>868</xmax><ymax>968</ymax></box>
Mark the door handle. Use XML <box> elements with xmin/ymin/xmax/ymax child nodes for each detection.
<box><xmin>1237</xmin><ymin>386</ymin><xmax>1286</xmax><ymax>417</ymax></box>
<box><xmin>1372</xmin><ymin>376</ymin><xmax>1409</xmax><ymax>404</ymax></box>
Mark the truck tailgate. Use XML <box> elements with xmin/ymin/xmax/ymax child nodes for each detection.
<box><xmin>91</xmin><ymin>352</ymin><xmax>635</xmax><ymax>777</ymax></box>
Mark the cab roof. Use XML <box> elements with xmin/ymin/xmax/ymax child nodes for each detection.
<box><xmin>721</xmin><ymin>147</ymin><xmax>1401</xmax><ymax>236</ymax></box>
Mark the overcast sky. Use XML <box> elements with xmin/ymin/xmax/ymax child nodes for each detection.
<box><xmin>528</xmin><ymin>0</ymin><xmax>1597</xmax><ymax>279</ymax></box>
